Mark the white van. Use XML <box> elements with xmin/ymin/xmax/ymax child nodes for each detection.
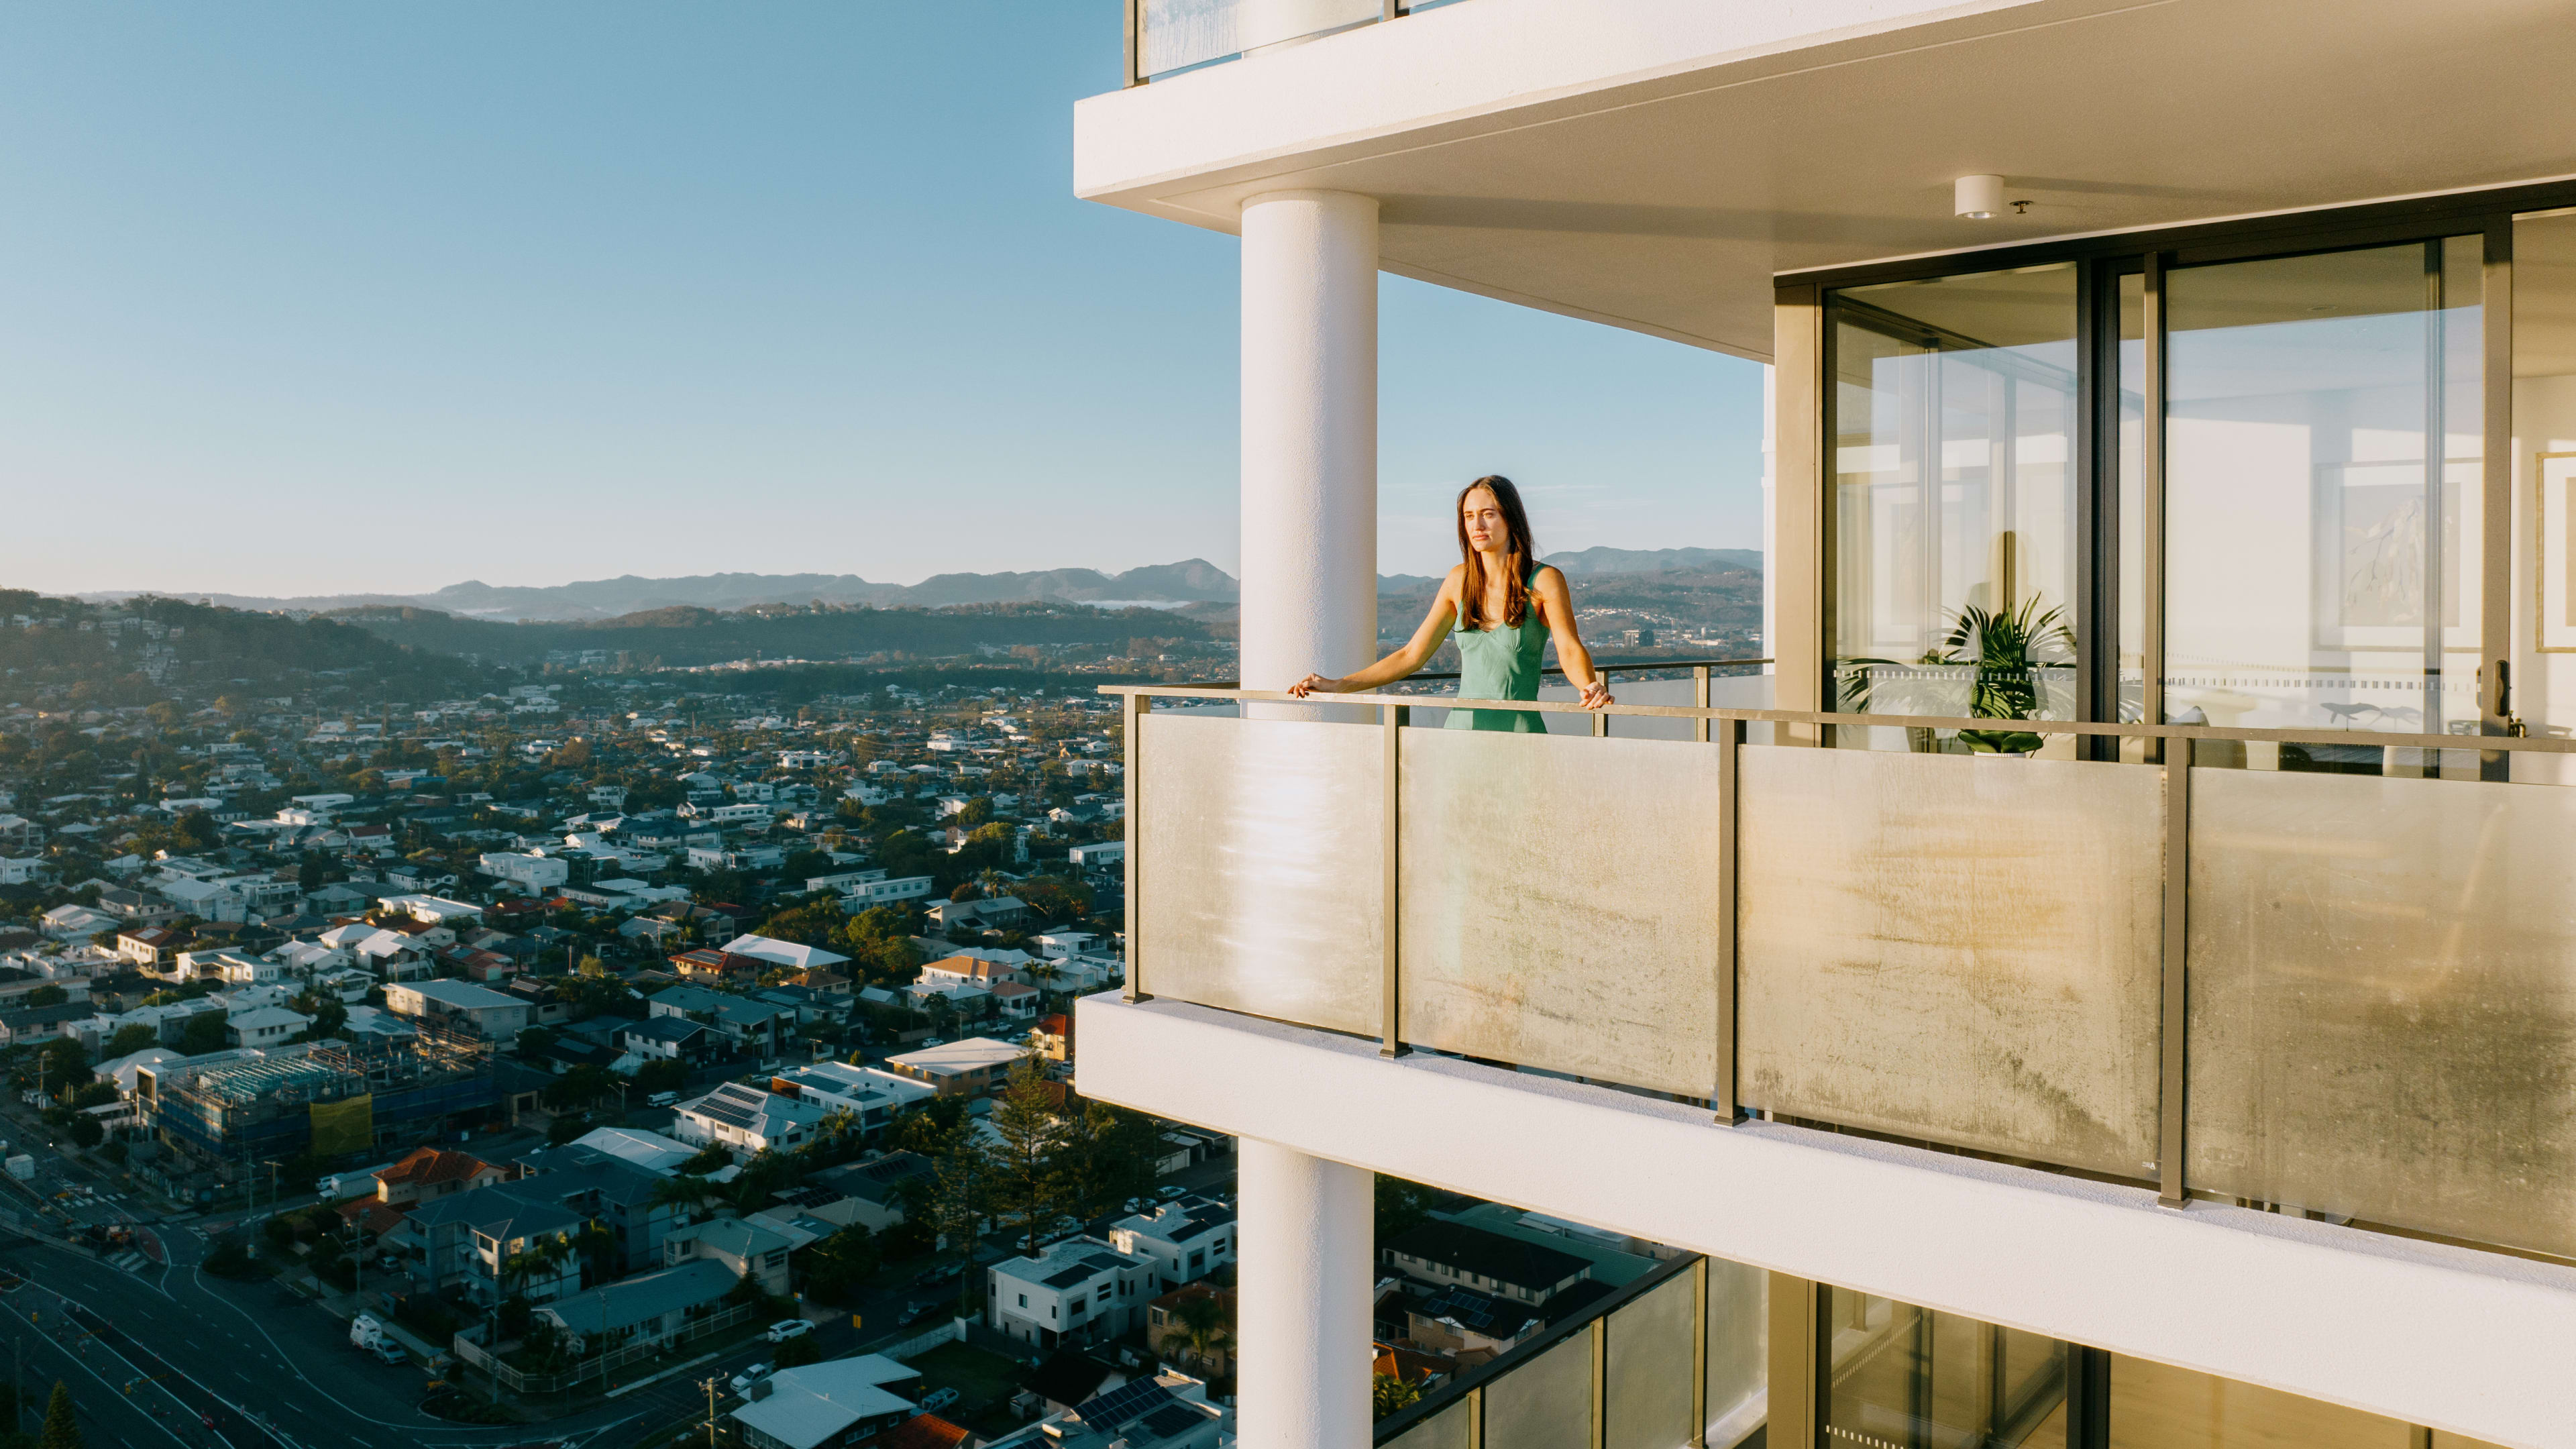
<box><xmin>647</xmin><ymin>1091</ymin><xmax>679</xmax><ymax>1108</ymax></box>
<box><xmin>350</xmin><ymin>1315</ymin><xmax>384</xmax><ymax>1349</ymax></box>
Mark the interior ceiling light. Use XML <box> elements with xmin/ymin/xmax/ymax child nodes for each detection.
<box><xmin>1955</xmin><ymin>174</ymin><xmax>2006</xmax><ymax>219</ymax></box>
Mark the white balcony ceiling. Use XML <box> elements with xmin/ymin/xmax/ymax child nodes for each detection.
<box><xmin>1075</xmin><ymin>0</ymin><xmax>2576</xmax><ymax>361</ymax></box>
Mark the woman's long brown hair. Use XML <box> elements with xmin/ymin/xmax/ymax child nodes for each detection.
<box><xmin>1455</xmin><ymin>475</ymin><xmax>1538</xmax><ymax>630</ymax></box>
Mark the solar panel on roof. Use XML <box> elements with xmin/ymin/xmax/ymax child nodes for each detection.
<box><xmin>1076</xmin><ymin>1378</ymin><xmax>1172</xmax><ymax>1429</ymax></box>
<box><xmin>1042</xmin><ymin>1265</ymin><xmax>1095</xmax><ymax>1289</ymax></box>
<box><xmin>696</xmin><ymin>1095</ymin><xmax>759</xmax><ymax>1129</ymax></box>
<box><xmin>1138</xmin><ymin>1402</ymin><xmax>1203</xmax><ymax>1440</ymax></box>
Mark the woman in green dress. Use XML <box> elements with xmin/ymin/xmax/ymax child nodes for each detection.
<box><xmin>1287</xmin><ymin>475</ymin><xmax>1613</xmax><ymax>725</ymax></box>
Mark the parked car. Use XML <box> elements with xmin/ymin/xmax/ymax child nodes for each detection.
<box><xmin>370</xmin><ymin>1338</ymin><xmax>408</xmax><ymax>1367</ymax></box>
<box><xmin>647</xmin><ymin>1091</ymin><xmax>678</xmax><ymax>1108</ymax></box>
<box><xmin>1156</xmin><ymin>1185</ymin><xmax>1185</xmax><ymax>1201</ymax></box>
<box><xmin>921</xmin><ymin>1387</ymin><xmax>961</xmax><ymax>1413</ymax></box>
<box><xmin>764</xmin><ymin>1320</ymin><xmax>812</xmax><ymax>1343</ymax></box>
<box><xmin>731</xmin><ymin>1364</ymin><xmax>771</xmax><ymax>1397</ymax></box>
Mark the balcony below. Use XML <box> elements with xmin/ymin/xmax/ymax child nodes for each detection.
<box><xmin>1081</xmin><ymin>688</ymin><xmax>2576</xmax><ymax>1446</ymax></box>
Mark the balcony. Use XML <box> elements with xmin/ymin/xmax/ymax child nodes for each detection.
<box><xmin>1124</xmin><ymin>0</ymin><xmax>1465</xmax><ymax>86</ymax></box>
<box><xmin>1112</xmin><ymin>682</ymin><xmax>2576</xmax><ymax>1269</ymax></box>
<box><xmin>1372</xmin><ymin>1252</ymin><xmax>1764</xmax><ymax>1449</ymax></box>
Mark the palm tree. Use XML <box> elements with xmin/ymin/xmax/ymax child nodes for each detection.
<box><xmin>1167</xmin><ymin>1293</ymin><xmax>1233</xmax><ymax>1375</ymax></box>
<box><xmin>1026</xmin><ymin>957</ymin><xmax>1063</xmax><ymax>1008</ymax></box>
<box><xmin>649</xmin><ymin>1173</ymin><xmax>724</xmax><ymax>1222</ymax></box>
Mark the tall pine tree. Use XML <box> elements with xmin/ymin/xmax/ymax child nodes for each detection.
<box><xmin>38</xmin><ymin>1382</ymin><xmax>80</xmax><ymax>1449</ymax></box>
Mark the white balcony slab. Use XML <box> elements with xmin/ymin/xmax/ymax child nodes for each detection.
<box><xmin>1076</xmin><ymin>993</ymin><xmax>2576</xmax><ymax>1448</ymax></box>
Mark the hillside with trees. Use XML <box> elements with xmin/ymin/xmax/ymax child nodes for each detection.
<box><xmin>324</xmin><ymin>599</ymin><xmax>1224</xmax><ymax>670</ymax></box>
<box><xmin>0</xmin><ymin>590</ymin><xmax>497</xmax><ymax>708</ymax></box>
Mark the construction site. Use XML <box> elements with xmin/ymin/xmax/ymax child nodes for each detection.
<box><xmin>140</xmin><ymin>1022</ymin><xmax>499</xmax><ymax>1171</ymax></box>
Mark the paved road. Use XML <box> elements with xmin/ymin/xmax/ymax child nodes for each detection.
<box><xmin>5</xmin><ymin>1223</ymin><xmax>902</xmax><ymax>1449</ymax></box>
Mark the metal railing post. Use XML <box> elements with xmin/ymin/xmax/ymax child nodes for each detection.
<box><xmin>1122</xmin><ymin>690</ymin><xmax>1150</xmax><ymax>1002</ymax></box>
<box><xmin>1694</xmin><ymin>665</ymin><xmax>1713</xmax><ymax>744</ymax></box>
<box><xmin>1381</xmin><ymin>702</ymin><xmax>1407</xmax><ymax>1058</ymax></box>
<box><xmin>1589</xmin><ymin>1315</ymin><xmax>1609</xmax><ymax>1449</ymax></box>
<box><xmin>1690</xmin><ymin>1257</ymin><xmax>1710</xmax><ymax>1448</ymax></box>
<box><xmin>1716</xmin><ymin>718</ymin><xmax>1742</xmax><ymax>1124</ymax></box>
<box><xmin>1122</xmin><ymin>0</ymin><xmax>1142</xmax><ymax>87</ymax></box>
<box><xmin>2158</xmin><ymin>734</ymin><xmax>2192</xmax><ymax>1206</ymax></box>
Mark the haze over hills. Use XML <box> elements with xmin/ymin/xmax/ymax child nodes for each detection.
<box><xmin>81</xmin><ymin>561</ymin><xmax>1246</xmax><ymax>622</ymax></box>
<box><xmin>78</xmin><ymin>547</ymin><xmax>1758</xmax><ymax>622</ymax></box>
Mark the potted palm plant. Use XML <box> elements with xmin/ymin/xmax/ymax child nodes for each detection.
<box><xmin>1844</xmin><ymin>595</ymin><xmax>2076</xmax><ymax>754</ymax></box>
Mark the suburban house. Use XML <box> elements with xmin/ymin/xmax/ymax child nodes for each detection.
<box><xmin>717</xmin><ymin>932</ymin><xmax>851</xmax><ymax>975</ymax></box>
<box><xmin>987</xmin><ymin>1236</ymin><xmax>1158</xmax><ymax>1350</ymax></box>
<box><xmin>765</xmin><ymin>1061</ymin><xmax>939</xmax><ymax>1139</ymax></box>
<box><xmin>663</xmin><ymin>1216</ymin><xmax>795</xmax><ymax>1297</ymax></box>
<box><xmin>382</xmin><ymin>979</ymin><xmax>531</xmax><ymax>1040</ymax></box>
<box><xmin>534</xmin><ymin>1258</ymin><xmax>736</xmax><ymax>1354</ymax></box>
<box><xmin>618</xmin><ymin>1016</ymin><xmax>716</xmax><ymax>1065</ymax></box>
<box><xmin>1381</xmin><ymin>1222</ymin><xmax>1591</xmax><ymax>1308</ymax></box>
<box><xmin>373</xmin><ymin>1147</ymin><xmax>508</xmax><ymax>1208</ymax></box>
<box><xmin>223</xmin><ymin>1005</ymin><xmax>311</xmax><ymax>1049</ymax></box>
<box><xmin>672</xmin><ymin>1081</ymin><xmax>830</xmax><ymax>1155</ymax></box>
<box><xmin>1146</xmin><ymin>1285</ymin><xmax>1238</xmax><ymax>1381</ymax></box>
<box><xmin>916</xmin><ymin>955</ymin><xmax>1027</xmax><ymax>991</ymax></box>
<box><xmin>648</xmin><ymin>983</ymin><xmax>792</xmax><ymax>1058</ymax></box>
<box><xmin>727</xmin><ymin>1354</ymin><xmax>924</xmax><ymax>1449</ymax></box>
<box><xmin>881</xmin><ymin>1038</ymin><xmax>1028</xmax><ymax>1098</ymax></box>
<box><xmin>803</xmin><ymin>1152</ymin><xmax>935</xmax><ymax>1233</ymax></box>
<box><xmin>1108</xmin><ymin>1196</ymin><xmax>1238</xmax><ymax>1293</ymax></box>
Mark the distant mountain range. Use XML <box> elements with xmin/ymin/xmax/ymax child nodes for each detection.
<box><xmin>81</xmin><ymin>547</ymin><xmax>1757</xmax><ymax>623</ymax></box>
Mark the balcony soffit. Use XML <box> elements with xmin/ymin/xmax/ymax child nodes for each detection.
<box><xmin>1078</xmin><ymin>0</ymin><xmax>2576</xmax><ymax>362</ymax></box>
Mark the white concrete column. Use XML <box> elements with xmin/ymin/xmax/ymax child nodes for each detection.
<box><xmin>1239</xmin><ymin>189</ymin><xmax>1379</xmax><ymax>696</ymax></box>
<box><xmin>1236</xmin><ymin>1137</ymin><xmax>1373</xmax><ymax>1449</ymax></box>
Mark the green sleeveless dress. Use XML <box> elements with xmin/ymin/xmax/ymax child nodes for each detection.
<box><xmin>1448</xmin><ymin>568</ymin><xmax>1548</xmax><ymax>733</ymax></box>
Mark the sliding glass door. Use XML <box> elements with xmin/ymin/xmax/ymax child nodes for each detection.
<box><xmin>1827</xmin><ymin>266</ymin><xmax>2082</xmax><ymax>749</ymax></box>
<box><xmin>1819</xmin><ymin>229</ymin><xmax>2508</xmax><ymax>771</ymax></box>
<box><xmin>2162</xmin><ymin>239</ymin><xmax>2485</xmax><ymax>761</ymax></box>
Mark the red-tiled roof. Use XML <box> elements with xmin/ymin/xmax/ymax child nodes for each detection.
<box><xmin>376</xmin><ymin>1147</ymin><xmax>494</xmax><ymax>1188</ymax></box>
<box><xmin>336</xmin><ymin>1198</ymin><xmax>409</xmax><ymax>1236</ymax></box>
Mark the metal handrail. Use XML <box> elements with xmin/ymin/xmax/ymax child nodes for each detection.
<box><xmin>1401</xmin><ymin>655</ymin><xmax>1769</xmax><ymax>684</ymax></box>
<box><xmin>1099</xmin><ymin>682</ymin><xmax>2575</xmax><ymax>756</ymax></box>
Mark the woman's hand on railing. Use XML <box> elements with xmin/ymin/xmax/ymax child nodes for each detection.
<box><xmin>1579</xmin><ymin>679</ymin><xmax>1615</xmax><ymax>710</ymax></box>
<box><xmin>1286</xmin><ymin>673</ymin><xmax>1342</xmax><ymax>699</ymax></box>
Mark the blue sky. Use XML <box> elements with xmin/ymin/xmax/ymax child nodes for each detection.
<box><xmin>0</xmin><ymin>3</ymin><xmax>1764</xmax><ymax>598</ymax></box>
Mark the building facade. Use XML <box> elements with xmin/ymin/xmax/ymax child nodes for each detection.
<box><xmin>1070</xmin><ymin>4</ymin><xmax>2576</xmax><ymax>1448</ymax></box>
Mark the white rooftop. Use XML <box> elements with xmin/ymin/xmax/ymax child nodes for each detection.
<box><xmin>885</xmin><ymin>1036</ymin><xmax>1030</xmax><ymax>1077</ymax></box>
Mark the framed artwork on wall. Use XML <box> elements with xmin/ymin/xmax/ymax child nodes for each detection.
<box><xmin>2539</xmin><ymin>451</ymin><xmax>2576</xmax><ymax>652</ymax></box>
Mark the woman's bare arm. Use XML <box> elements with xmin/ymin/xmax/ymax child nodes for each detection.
<box><xmin>1532</xmin><ymin>566</ymin><xmax>1613</xmax><ymax>708</ymax></box>
<box><xmin>1287</xmin><ymin>570</ymin><xmax>1461</xmax><ymax>697</ymax></box>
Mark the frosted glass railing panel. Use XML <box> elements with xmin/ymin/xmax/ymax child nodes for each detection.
<box><xmin>1737</xmin><ymin>747</ymin><xmax>2165</xmax><ymax>1176</ymax></box>
<box><xmin>2188</xmin><ymin>767</ymin><xmax>2576</xmax><ymax>1258</ymax></box>
<box><xmin>1399</xmin><ymin>730</ymin><xmax>1725</xmax><ymax>1098</ymax></box>
<box><xmin>1383</xmin><ymin>1398</ymin><xmax>1471</xmax><ymax>1449</ymax></box>
<box><xmin>1485</xmin><ymin>1328</ymin><xmax>1597</xmax><ymax>1449</ymax></box>
<box><xmin>1141</xmin><ymin>0</ymin><xmax>1383</xmax><ymax>77</ymax></box>
<box><xmin>1705</xmin><ymin>1258</ymin><xmax>1767</xmax><ymax>1449</ymax></box>
<box><xmin>1605</xmin><ymin>1269</ymin><xmax>1697</xmax><ymax>1449</ymax></box>
<box><xmin>1136</xmin><ymin>712</ymin><xmax>1383</xmax><ymax>1037</ymax></box>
